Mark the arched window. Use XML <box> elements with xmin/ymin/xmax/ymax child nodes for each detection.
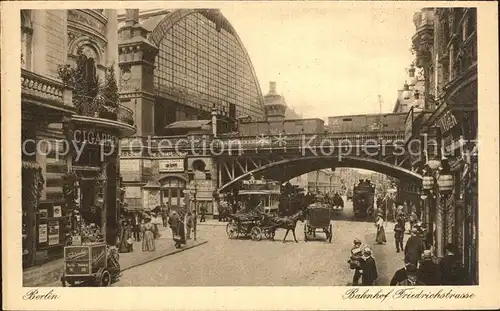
<box><xmin>21</xmin><ymin>10</ymin><xmax>33</xmax><ymax>70</ymax></box>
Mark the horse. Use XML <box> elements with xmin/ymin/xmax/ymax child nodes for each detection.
<box><xmin>272</xmin><ymin>208</ymin><xmax>308</xmax><ymax>243</ymax></box>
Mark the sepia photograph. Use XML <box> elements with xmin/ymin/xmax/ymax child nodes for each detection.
<box><xmin>3</xmin><ymin>1</ymin><xmax>499</xmax><ymax>310</ymax></box>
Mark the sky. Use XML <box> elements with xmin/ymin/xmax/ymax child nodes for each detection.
<box><xmin>119</xmin><ymin>5</ymin><xmax>418</xmax><ymax>120</ymax></box>
<box><xmin>220</xmin><ymin>5</ymin><xmax>417</xmax><ymax>119</ymax></box>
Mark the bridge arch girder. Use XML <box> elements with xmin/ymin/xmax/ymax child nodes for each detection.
<box><xmin>217</xmin><ymin>155</ymin><xmax>421</xmax><ymax>193</ymax></box>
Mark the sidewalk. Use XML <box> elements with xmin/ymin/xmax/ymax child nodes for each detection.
<box><xmin>23</xmin><ymin>228</ymin><xmax>207</xmax><ymax>287</ymax></box>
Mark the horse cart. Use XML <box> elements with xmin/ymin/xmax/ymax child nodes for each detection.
<box><xmin>60</xmin><ymin>243</ymin><xmax>120</xmax><ymax>287</ymax></box>
<box><xmin>304</xmin><ymin>204</ymin><xmax>333</xmax><ymax>242</ymax></box>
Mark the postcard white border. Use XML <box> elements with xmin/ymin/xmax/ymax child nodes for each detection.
<box><xmin>2</xmin><ymin>1</ymin><xmax>499</xmax><ymax>310</ymax></box>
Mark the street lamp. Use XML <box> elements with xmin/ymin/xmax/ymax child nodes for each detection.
<box><xmin>421</xmin><ymin>127</ymin><xmax>454</xmax><ymax>258</ymax></box>
<box><xmin>190</xmin><ymin>183</ymin><xmax>198</xmax><ymax>241</ymax></box>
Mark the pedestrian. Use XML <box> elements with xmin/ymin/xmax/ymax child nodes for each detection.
<box><xmin>118</xmin><ymin>219</ymin><xmax>133</xmax><ymax>253</ymax></box>
<box><xmin>359</xmin><ymin>247</ymin><xmax>378</xmax><ymax>285</ymax></box>
<box><xmin>200</xmin><ymin>204</ymin><xmax>207</xmax><ymax>223</ymax></box>
<box><xmin>132</xmin><ymin>213</ymin><xmax>141</xmax><ymax>242</ymax></box>
<box><xmin>186</xmin><ymin>211</ymin><xmax>194</xmax><ymax>240</ymax></box>
<box><xmin>375</xmin><ymin>213</ymin><xmax>386</xmax><ymax>244</ymax></box>
<box><xmin>390</xmin><ymin>254</ymin><xmax>412</xmax><ymax>285</ymax></box>
<box><xmin>347</xmin><ymin>238</ymin><xmax>364</xmax><ymax>285</ymax></box>
<box><xmin>394</xmin><ymin>212</ymin><xmax>405</xmax><ymax>252</ymax></box>
<box><xmin>168</xmin><ymin>211</ymin><xmax>186</xmax><ymax>249</ymax></box>
<box><xmin>409</xmin><ymin>210</ymin><xmax>418</xmax><ymax>233</ymax></box>
<box><xmin>404</xmin><ymin>227</ymin><xmax>425</xmax><ymax>266</ymax></box>
<box><xmin>141</xmin><ymin>216</ymin><xmax>156</xmax><ymax>252</ymax></box>
<box><xmin>418</xmin><ymin>250</ymin><xmax>440</xmax><ymax>285</ymax></box>
<box><xmin>396</xmin><ymin>263</ymin><xmax>424</xmax><ymax>286</ymax></box>
<box><xmin>439</xmin><ymin>243</ymin><xmax>467</xmax><ymax>285</ymax></box>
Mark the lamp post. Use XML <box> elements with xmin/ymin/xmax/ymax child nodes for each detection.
<box><xmin>421</xmin><ymin>127</ymin><xmax>454</xmax><ymax>258</ymax></box>
<box><xmin>190</xmin><ymin>183</ymin><xmax>198</xmax><ymax>241</ymax></box>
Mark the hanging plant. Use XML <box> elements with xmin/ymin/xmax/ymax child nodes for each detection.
<box><xmin>22</xmin><ymin>161</ymin><xmax>45</xmax><ymax>212</ymax></box>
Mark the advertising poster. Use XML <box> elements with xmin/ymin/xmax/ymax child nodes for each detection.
<box><xmin>48</xmin><ymin>221</ymin><xmax>60</xmax><ymax>246</ymax></box>
<box><xmin>53</xmin><ymin>205</ymin><xmax>62</xmax><ymax>218</ymax></box>
<box><xmin>38</xmin><ymin>224</ymin><xmax>47</xmax><ymax>243</ymax></box>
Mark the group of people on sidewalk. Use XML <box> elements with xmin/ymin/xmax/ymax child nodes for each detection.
<box><xmin>116</xmin><ymin>212</ymin><xmax>164</xmax><ymax>254</ymax></box>
<box><xmin>348</xmin><ymin>239</ymin><xmax>379</xmax><ymax>286</ymax></box>
<box><xmin>349</xmin><ymin>202</ymin><xmax>469</xmax><ymax>286</ymax></box>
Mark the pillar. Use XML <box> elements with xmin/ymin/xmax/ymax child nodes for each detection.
<box><xmin>434</xmin><ymin>190</ymin><xmax>444</xmax><ymax>258</ymax></box>
<box><xmin>31</xmin><ymin>10</ymin><xmax>48</xmax><ymax>75</ymax></box>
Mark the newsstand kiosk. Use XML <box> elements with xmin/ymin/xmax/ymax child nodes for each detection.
<box><xmin>60</xmin><ymin>123</ymin><xmax>122</xmax><ymax>287</ymax></box>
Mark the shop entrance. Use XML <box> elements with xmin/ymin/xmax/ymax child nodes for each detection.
<box><xmin>160</xmin><ymin>177</ymin><xmax>186</xmax><ymax>211</ymax></box>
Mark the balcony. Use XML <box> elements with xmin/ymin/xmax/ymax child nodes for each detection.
<box><xmin>21</xmin><ymin>69</ymin><xmax>74</xmax><ymax>112</ymax></box>
<box><xmin>69</xmin><ymin>95</ymin><xmax>136</xmax><ymax>137</ymax></box>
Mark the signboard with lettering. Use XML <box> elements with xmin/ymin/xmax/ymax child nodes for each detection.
<box><xmin>64</xmin><ymin>244</ymin><xmax>107</xmax><ymax>275</ymax></box>
<box><xmin>48</xmin><ymin>221</ymin><xmax>60</xmax><ymax>246</ymax></box>
<box><xmin>437</xmin><ymin>110</ymin><xmax>458</xmax><ymax>134</ymax></box>
<box><xmin>38</xmin><ymin>224</ymin><xmax>48</xmax><ymax>243</ymax></box>
<box><xmin>404</xmin><ymin>108</ymin><xmax>413</xmax><ymax>143</ymax></box>
<box><xmin>159</xmin><ymin>159</ymin><xmax>185</xmax><ymax>172</ymax></box>
<box><xmin>71</xmin><ymin>127</ymin><xmax>119</xmax><ymax>167</ymax></box>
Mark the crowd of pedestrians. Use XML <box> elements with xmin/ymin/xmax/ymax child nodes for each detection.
<box><xmin>348</xmin><ymin>201</ymin><xmax>470</xmax><ymax>286</ymax></box>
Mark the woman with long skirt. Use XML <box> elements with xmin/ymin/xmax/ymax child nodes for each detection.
<box><xmin>375</xmin><ymin>213</ymin><xmax>387</xmax><ymax>244</ymax></box>
<box><xmin>118</xmin><ymin>219</ymin><xmax>133</xmax><ymax>253</ymax></box>
<box><xmin>141</xmin><ymin>216</ymin><xmax>156</xmax><ymax>252</ymax></box>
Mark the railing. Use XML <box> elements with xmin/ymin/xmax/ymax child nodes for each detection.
<box><xmin>21</xmin><ymin>69</ymin><xmax>73</xmax><ymax>107</ymax></box>
<box><xmin>72</xmin><ymin>94</ymin><xmax>135</xmax><ymax>126</ymax></box>
<box><xmin>116</xmin><ymin>104</ymin><xmax>134</xmax><ymax>126</ymax></box>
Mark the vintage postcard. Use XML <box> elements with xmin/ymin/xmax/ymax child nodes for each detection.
<box><xmin>2</xmin><ymin>1</ymin><xmax>499</xmax><ymax>310</ymax></box>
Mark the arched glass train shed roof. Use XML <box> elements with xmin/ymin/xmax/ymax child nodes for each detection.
<box><xmin>120</xmin><ymin>9</ymin><xmax>265</xmax><ymax>121</ymax></box>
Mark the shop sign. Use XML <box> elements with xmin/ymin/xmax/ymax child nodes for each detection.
<box><xmin>437</xmin><ymin>110</ymin><xmax>458</xmax><ymax>134</ymax></box>
<box><xmin>404</xmin><ymin>109</ymin><xmax>413</xmax><ymax>143</ymax></box>
<box><xmin>65</xmin><ymin>246</ymin><xmax>90</xmax><ymax>261</ymax></box>
<box><xmin>48</xmin><ymin>221</ymin><xmax>60</xmax><ymax>246</ymax></box>
<box><xmin>38</xmin><ymin>224</ymin><xmax>48</xmax><ymax>243</ymax></box>
<box><xmin>72</xmin><ymin>129</ymin><xmax>118</xmax><ymax>147</ymax></box>
<box><xmin>159</xmin><ymin>159</ymin><xmax>184</xmax><ymax>172</ymax></box>
<box><xmin>91</xmin><ymin>245</ymin><xmax>106</xmax><ymax>267</ymax></box>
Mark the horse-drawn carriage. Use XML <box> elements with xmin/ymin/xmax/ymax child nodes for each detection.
<box><xmin>304</xmin><ymin>203</ymin><xmax>333</xmax><ymax>242</ymax></box>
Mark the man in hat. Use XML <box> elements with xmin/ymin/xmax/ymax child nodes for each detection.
<box><xmin>394</xmin><ymin>211</ymin><xmax>406</xmax><ymax>252</ymax></box>
<box><xmin>360</xmin><ymin>247</ymin><xmax>378</xmax><ymax>285</ymax></box>
<box><xmin>417</xmin><ymin>250</ymin><xmax>440</xmax><ymax>285</ymax></box>
<box><xmin>396</xmin><ymin>263</ymin><xmax>424</xmax><ymax>286</ymax></box>
<box><xmin>390</xmin><ymin>254</ymin><xmax>412</xmax><ymax>285</ymax></box>
<box><xmin>404</xmin><ymin>227</ymin><xmax>425</xmax><ymax>266</ymax></box>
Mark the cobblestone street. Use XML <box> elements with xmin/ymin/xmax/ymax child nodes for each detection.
<box><xmin>115</xmin><ymin>200</ymin><xmax>405</xmax><ymax>286</ymax></box>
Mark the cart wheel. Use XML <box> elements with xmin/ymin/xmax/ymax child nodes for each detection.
<box><xmin>250</xmin><ymin>226</ymin><xmax>262</xmax><ymax>241</ymax></box>
<box><xmin>304</xmin><ymin>225</ymin><xmax>308</xmax><ymax>242</ymax></box>
<box><xmin>226</xmin><ymin>222</ymin><xmax>237</xmax><ymax>239</ymax></box>
<box><xmin>328</xmin><ymin>224</ymin><xmax>333</xmax><ymax>243</ymax></box>
<box><xmin>97</xmin><ymin>269</ymin><xmax>112</xmax><ymax>287</ymax></box>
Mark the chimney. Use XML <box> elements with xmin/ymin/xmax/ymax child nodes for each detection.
<box><xmin>125</xmin><ymin>9</ymin><xmax>139</xmax><ymax>26</ymax></box>
<box><xmin>269</xmin><ymin>81</ymin><xmax>277</xmax><ymax>95</ymax></box>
